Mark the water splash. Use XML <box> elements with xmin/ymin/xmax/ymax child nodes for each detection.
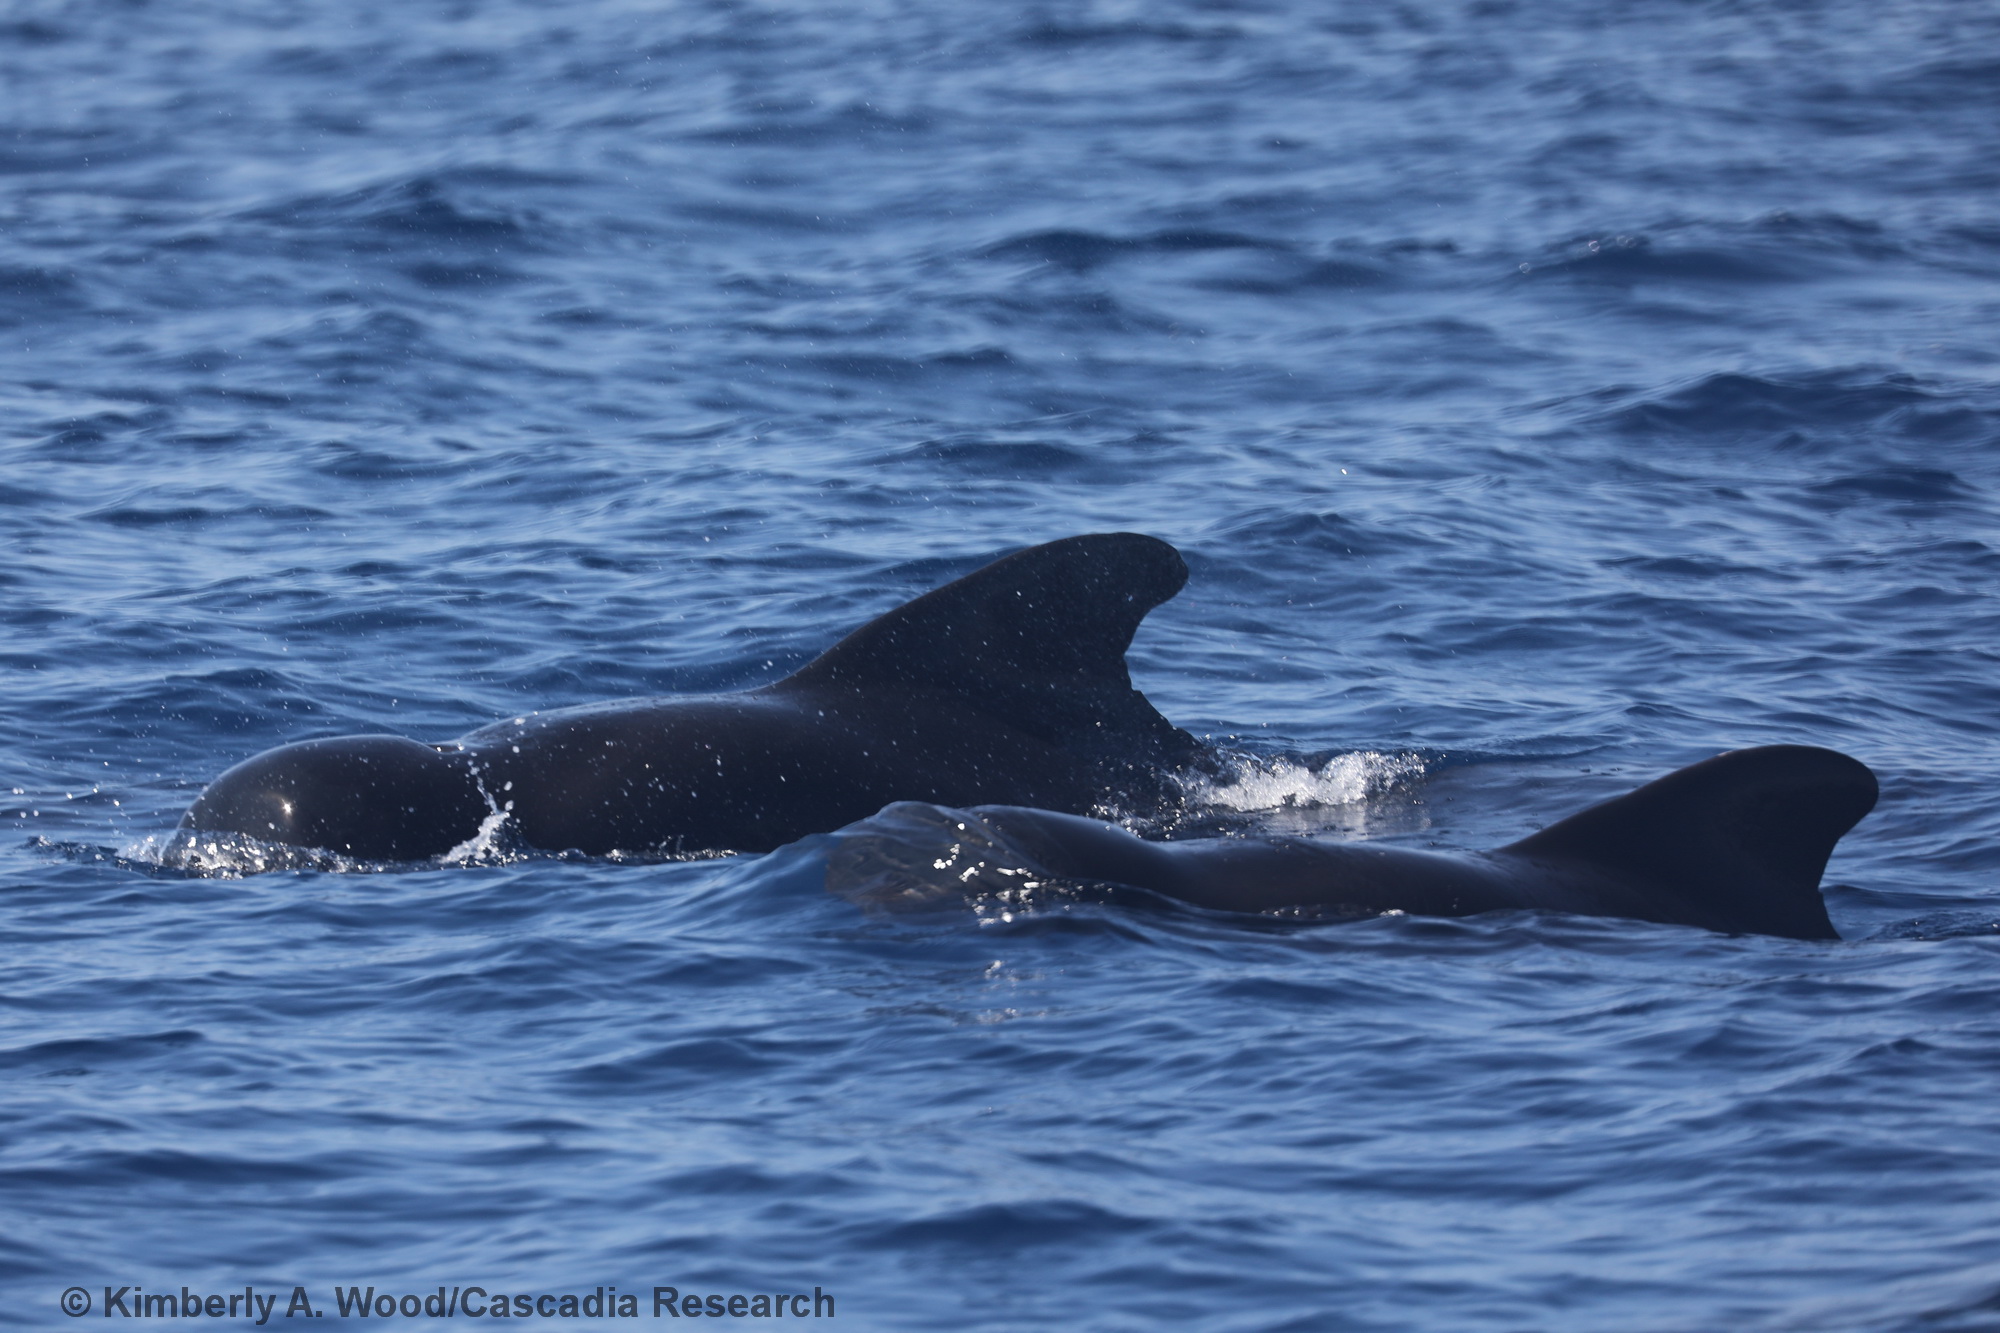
<box><xmin>1188</xmin><ymin>750</ymin><xmax>1426</xmax><ymax>812</ymax></box>
<box><xmin>115</xmin><ymin>828</ymin><xmax>376</xmax><ymax>877</ymax></box>
<box><xmin>440</xmin><ymin>807</ymin><xmax>515</xmax><ymax>867</ymax></box>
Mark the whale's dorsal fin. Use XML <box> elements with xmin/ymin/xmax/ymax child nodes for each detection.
<box><xmin>1501</xmin><ymin>745</ymin><xmax>1877</xmax><ymax>940</ymax></box>
<box><xmin>776</xmin><ymin>533</ymin><xmax>1195</xmax><ymax>757</ymax></box>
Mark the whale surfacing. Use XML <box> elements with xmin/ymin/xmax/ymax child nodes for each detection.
<box><xmin>179</xmin><ymin>534</ymin><xmax>1203</xmax><ymax>860</ymax></box>
<box><xmin>832</xmin><ymin>746</ymin><xmax>1878</xmax><ymax>940</ymax></box>
<box><xmin>180</xmin><ymin>530</ymin><xmax>1880</xmax><ymax>936</ymax></box>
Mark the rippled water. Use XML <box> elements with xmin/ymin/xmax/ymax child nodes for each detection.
<box><xmin>6</xmin><ymin>1</ymin><xmax>2000</xmax><ymax>1328</ymax></box>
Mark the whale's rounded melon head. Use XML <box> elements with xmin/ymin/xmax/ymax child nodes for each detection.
<box><xmin>179</xmin><ymin>734</ymin><xmax>488</xmax><ymax>861</ymax></box>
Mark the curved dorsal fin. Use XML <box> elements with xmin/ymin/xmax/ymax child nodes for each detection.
<box><xmin>1501</xmin><ymin>745</ymin><xmax>1877</xmax><ymax>939</ymax></box>
<box><xmin>776</xmin><ymin>533</ymin><xmax>1194</xmax><ymax>756</ymax></box>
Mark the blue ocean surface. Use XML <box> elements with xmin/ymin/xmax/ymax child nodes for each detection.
<box><xmin>5</xmin><ymin>0</ymin><xmax>2000</xmax><ymax>1327</ymax></box>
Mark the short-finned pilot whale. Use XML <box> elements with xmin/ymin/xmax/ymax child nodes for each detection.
<box><xmin>180</xmin><ymin>533</ymin><xmax>1205</xmax><ymax>860</ymax></box>
<box><xmin>846</xmin><ymin>746</ymin><xmax>1877</xmax><ymax>940</ymax></box>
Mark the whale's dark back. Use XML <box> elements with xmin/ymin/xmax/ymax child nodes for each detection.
<box><xmin>1502</xmin><ymin>745</ymin><xmax>1879</xmax><ymax>940</ymax></box>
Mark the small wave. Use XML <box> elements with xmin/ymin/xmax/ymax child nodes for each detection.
<box><xmin>402</xmin><ymin>260</ymin><xmax>525</xmax><ymax>289</ymax></box>
<box><xmin>1882</xmin><ymin>56</ymin><xmax>2000</xmax><ymax>109</ymax></box>
<box><xmin>0</xmin><ymin>20</ymin><xmax>66</xmax><ymax>45</ymax></box>
<box><xmin>84</xmin><ymin>501</ymin><xmax>333</xmax><ymax>529</ymax></box>
<box><xmin>860</xmin><ymin>1198</ymin><xmax>1156</xmax><ymax>1250</ymax></box>
<box><xmin>687</xmin><ymin>101</ymin><xmax>934</xmax><ymax>147</ymax></box>
<box><xmin>765</xmin><ymin>348</ymin><xmax>1018</xmax><ymax>384</ymax></box>
<box><xmin>0</xmin><ymin>1029</ymin><xmax>202</xmax><ymax>1074</ymax></box>
<box><xmin>893</xmin><ymin>439</ymin><xmax>1093</xmax><ymax>475</ymax></box>
<box><xmin>1216</xmin><ymin>507</ymin><xmax>1429</xmax><ymax>560</ymax></box>
<box><xmin>1192</xmin><ymin>255</ymin><xmax>1388</xmax><ymax>294</ymax></box>
<box><xmin>978</xmin><ymin>228</ymin><xmax>1288</xmax><ymax>273</ymax></box>
<box><xmin>0</xmin><ymin>264</ymin><xmax>85</xmax><ymax>315</ymax></box>
<box><xmin>1518</xmin><ymin>232</ymin><xmax>1807</xmax><ymax>285</ymax></box>
<box><xmin>1866</xmin><ymin>912</ymin><xmax>2000</xmax><ymax>942</ymax></box>
<box><xmin>1600</xmin><ymin>369</ymin><xmax>1942</xmax><ymax>439</ymax></box>
<box><xmin>1807</xmin><ymin>467</ymin><xmax>1974</xmax><ymax>505</ymax></box>
<box><xmin>1187</xmin><ymin>750</ymin><xmax>1425</xmax><ymax>812</ymax></box>
<box><xmin>242</xmin><ymin>175</ymin><xmax>536</xmax><ymax>249</ymax></box>
<box><xmin>1015</xmin><ymin>19</ymin><xmax>1229</xmax><ymax>48</ymax></box>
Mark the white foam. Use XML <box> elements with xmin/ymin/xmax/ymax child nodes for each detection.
<box><xmin>124</xmin><ymin>829</ymin><xmax>364</xmax><ymax>878</ymax></box>
<box><xmin>1190</xmin><ymin>750</ymin><xmax>1425</xmax><ymax>812</ymax></box>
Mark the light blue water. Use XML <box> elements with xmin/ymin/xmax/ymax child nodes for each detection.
<box><xmin>5</xmin><ymin>1</ymin><xmax>2000</xmax><ymax>1328</ymax></box>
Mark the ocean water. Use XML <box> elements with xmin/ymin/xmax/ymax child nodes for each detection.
<box><xmin>5</xmin><ymin>0</ymin><xmax>2000</xmax><ymax>1327</ymax></box>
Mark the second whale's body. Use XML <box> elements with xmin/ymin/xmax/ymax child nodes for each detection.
<box><xmin>834</xmin><ymin>746</ymin><xmax>1878</xmax><ymax>940</ymax></box>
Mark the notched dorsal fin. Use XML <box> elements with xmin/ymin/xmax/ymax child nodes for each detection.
<box><xmin>777</xmin><ymin>533</ymin><xmax>1194</xmax><ymax>755</ymax></box>
<box><xmin>1503</xmin><ymin>745</ymin><xmax>1877</xmax><ymax>940</ymax></box>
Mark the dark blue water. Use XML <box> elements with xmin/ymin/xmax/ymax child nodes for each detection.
<box><xmin>7</xmin><ymin>0</ymin><xmax>2000</xmax><ymax>1327</ymax></box>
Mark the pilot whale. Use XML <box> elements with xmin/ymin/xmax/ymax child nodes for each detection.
<box><xmin>180</xmin><ymin>533</ymin><xmax>1206</xmax><ymax>860</ymax></box>
<box><xmin>836</xmin><ymin>746</ymin><xmax>1877</xmax><ymax>940</ymax></box>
